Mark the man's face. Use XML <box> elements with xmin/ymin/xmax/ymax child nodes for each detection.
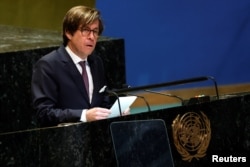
<box><xmin>66</xmin><ymin>19</ymin><xmax>100</xmax><ymax>59</ymax></box>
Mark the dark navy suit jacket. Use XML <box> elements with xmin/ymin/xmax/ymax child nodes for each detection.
<box><xmin>31</xmin><ymin>45</ymin><xmax>110</xmax><ymax>127</ymax></box>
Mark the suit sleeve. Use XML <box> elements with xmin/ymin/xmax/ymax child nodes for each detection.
<box><xmin>31</xmin><ymin>58</ymin><xmax>82</xmax><ymax>127</ymax></box>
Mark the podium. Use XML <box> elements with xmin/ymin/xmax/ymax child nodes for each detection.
<box><xmin>0</xmin><ymin>92</ymin><xmax>249</xmax><ymax>166</ymax></box>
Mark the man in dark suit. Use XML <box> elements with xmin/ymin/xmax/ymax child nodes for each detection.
<box><xmin>31</xmin><ymin>6</ymin><xmax>112</xmax><ymax>127</ymax></box>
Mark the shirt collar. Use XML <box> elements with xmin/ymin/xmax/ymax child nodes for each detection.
<box><xmin>65</xmin><ymin>46</ymin><xmax>87</xmax><ymax>65</ymax></box>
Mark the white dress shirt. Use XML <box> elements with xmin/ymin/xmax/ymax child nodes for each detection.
<box><xmin>65</xmin><ymin>46</ymin><xmax>94</xmax><ymax>122</ymax></box>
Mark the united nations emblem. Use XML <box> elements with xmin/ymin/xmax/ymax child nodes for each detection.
<box><xmin>172</xmin><ymin>111</ymin><xmax>211</xmax><ymax>162</ymax></box>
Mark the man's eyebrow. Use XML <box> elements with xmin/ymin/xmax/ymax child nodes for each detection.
<box><xmin>82</xmin><ymin>27</ymin><xmax>99</xmax><ymax>30</ymax></box>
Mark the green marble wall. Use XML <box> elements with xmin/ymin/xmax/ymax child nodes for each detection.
<box><xmin>0</xmin><ymin>0</ymin><xmax>95</xmax><ymax>31</ymax></box>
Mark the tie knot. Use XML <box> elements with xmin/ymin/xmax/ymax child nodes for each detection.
<box><xmin>79</xmin><ymin>61</ymin><xmax>86</xmax><ymax>67</ymax></box>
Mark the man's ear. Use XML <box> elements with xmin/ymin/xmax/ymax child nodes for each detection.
<box><xmin>65</xmin><ymin>31</ymin><xmax>72</xmax><ymax>40</ymax></box>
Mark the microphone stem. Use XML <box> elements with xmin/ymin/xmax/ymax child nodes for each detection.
<box><xmin>127</xmin><ymin>93</ymin><xmax>151</xmax><ymax>112</ymax></box>
<box><xmin>144</xmin><ymin>89</ymin><xmax>184</xmax><ymax>105</ymax></box>
<box><xmin>108</xmin><ymin>91</ymin><xmax>122</xmax><ymax>116</ymax></box>
<box><xmin>207</xmin><ymin>76</ymin><xmax>219</xmax><ymax>99</ymax></box>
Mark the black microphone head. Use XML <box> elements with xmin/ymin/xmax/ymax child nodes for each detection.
<box><xmin>122</xmin><ymin>84</ymin><xmax>131</xmax><ymax>88</ymax></box>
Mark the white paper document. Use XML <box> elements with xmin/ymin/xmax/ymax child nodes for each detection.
<box><xmin>109</xmin><ymin>96</ymin><xmax>137</xmax><ymax>118</ymax></box>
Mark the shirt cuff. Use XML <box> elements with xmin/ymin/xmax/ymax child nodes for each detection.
<box><xmin>80</xmin><ymin>109</ymin><xmax>88</xmax><ymax>122</ymax></box>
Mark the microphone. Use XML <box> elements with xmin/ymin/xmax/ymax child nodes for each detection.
<box><xmin>126</xmin><ymin>93</ymin><xmax>151</xmax><ymax>112</ymax></box>
<box><xmin>121</xmin><ymin>84</ymin><xmax>151</xmax><ymax>112</ymax></box>
<box><xmin>144</xmin><ymin>89</ymin><xmax>184</xmax><ymax>105</ymax></box>
<box><xmin>99</xmin><ymin>85</ymin><xmax>122</xmax><ymax>116</ymax></box>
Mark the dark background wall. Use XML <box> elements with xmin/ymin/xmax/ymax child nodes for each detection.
<box><xmin>96</xmin><ymin>0</ymin><xmax>250</xmax><ymax>87</ymax></box>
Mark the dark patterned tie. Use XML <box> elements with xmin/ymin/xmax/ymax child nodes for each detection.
<box><xmin>79</xmin><ymin>61</ymin><xmax>89</xmax><ymax>96</ymax></box>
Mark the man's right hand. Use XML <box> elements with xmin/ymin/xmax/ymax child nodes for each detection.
<box><xmin>86</xmin><ymin>107</ymin><xmax>111</xmax><ymax>122</ymax></box>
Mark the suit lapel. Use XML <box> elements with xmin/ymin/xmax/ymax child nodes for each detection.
<box><xmin>58</xmin><ymin>46</ymin><xmax>90</xmax><ymax>103</ymax></box>
<box><xmin>89</xmin><ymin>56</ymin><xmax>99</xmax><ymax>105</ymax></box>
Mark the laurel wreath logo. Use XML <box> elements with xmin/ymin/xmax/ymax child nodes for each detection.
<box><xmin>172</xmin><ymin>111</ymin><xmax>211</xmax><ymax>162</ymax></box>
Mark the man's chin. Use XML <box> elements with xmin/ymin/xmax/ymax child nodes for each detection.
<box><xmin>85</xmin><ymin>49</ymin><xmax>94</xmax><ymax>55</ymax></box>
